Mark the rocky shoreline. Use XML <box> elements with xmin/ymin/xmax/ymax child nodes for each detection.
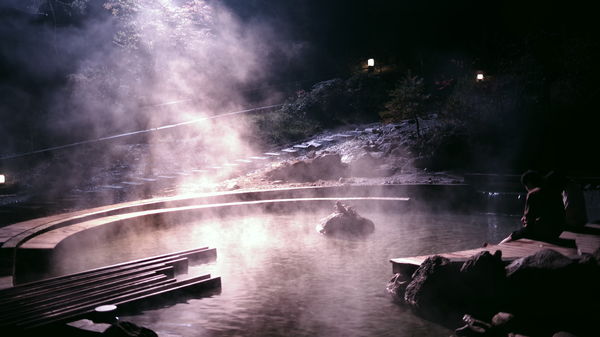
<box><xmin>387</xmin><ymin>248</ymin><xmax>600</xmax><ymax>337</ymax></box>
<box><xmin>223</xmin><ymin>119</ymin><xmax>464</xmax><ymax>191</ymax></box>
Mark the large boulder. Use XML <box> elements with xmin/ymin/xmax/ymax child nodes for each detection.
<box><xmin>459</xmin><ymin>250</ymin><xmax>507</xmax><ymax>317</ymax></box>
<box><xmin>505</xmin><ymin>249</ymin><xmax>600</xmax><ymax>336</ymax></box>
<box><xmin>506</xmin><ymin>249</ymin><xmax>573</xmax><ymax>311</ymax></box>
<box><xmin>505</xmin><ymin>249</ymin><xmax>575</xmax><ymax>310</ymax></box>
<box><xmin>316</xmin><ymin>201</ymin><xmax>375</xmax><ymax>236</ymax></box>
<box><xmin>404</xmin><ymin>252</ymin><xmax>506</xmax><ymax>319</ymax></box>
<box><xmin>403</xmin><ymin>255</ymin><xmax>463</xmax><ymax>322</ymax></box>
<box><xmin>506</xmin><ymin>249</ymin><xmax>574</xmax><ymax>277</ymax></box>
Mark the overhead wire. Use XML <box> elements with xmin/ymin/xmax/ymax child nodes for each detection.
<box><xmin>0</xmin><ymin>103</ymin><xmax>282</xmax><ymax>161</ymax></box>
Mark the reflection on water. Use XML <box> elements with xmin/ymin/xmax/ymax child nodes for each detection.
<box><xmin>55</xmin><ymin>207</ymin><xmax>520</xmax><ymax>337</ymax></box>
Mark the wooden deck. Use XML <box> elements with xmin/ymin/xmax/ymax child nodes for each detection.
<box><xmin>559</xmin><ymin>224</ymin><xmax>600</xmax><ymax>255</ymax></box>
<box><xmin>390</xmin><ymin>237</ymin><xmax>581</xmax><ymax>275</ymax></box>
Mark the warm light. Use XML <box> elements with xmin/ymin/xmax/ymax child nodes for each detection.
<box><xmin>476</xmin><ymin>72</ymin><xmax>485</xmax><ymax>81</ymax></box>
<box><xmin>0</xmin><ymin>174</ymin><xmax>5</xmax><ymax>184</ymax></box>
<box><xmin>95</xmin><ymin>304</ymin><xmax>117</xmax><ymax>313</ymax></box>
<box><xmin>367</xmin><ymin>58</ymin><xmax>375</xmax><ymax>67</ymax></box>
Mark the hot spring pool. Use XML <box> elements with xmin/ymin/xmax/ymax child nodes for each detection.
<box><xmin>54</xmin><ymin>205</ymin><xmax>520</xmax><ymax>337</ymax></box>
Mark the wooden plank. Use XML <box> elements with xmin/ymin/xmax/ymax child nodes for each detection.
<box><xmin>0</xmin><ymin>245</ymin><xmax>220</xmax><ymax>331</ymax></box>
<box><xmin>0</xmin><ymin>277</ymin><xmax>11</xmax><ymax>291</ymax></box>
<box><xmin>0</xmin><ymin>264</ymin><xmax>173</xmax><ymax>304</ymax></box>
<box><xmin>1</xmin><ymin>246</ymin><xmax>211</xmax><ymax>294</ymax></box>
<box><xmin>0</xmin><ymin>267</ymin><xmax>173</xmax><ymax>310</ymax></box>
<box><xmin>391</xmin><ymin>238</ymin><xmax>579</xmax><ymax>274</ymax></box>
<box><xmin>21</xmin><ymin>275</ymin><xmax>219</xmax><ymax>330</ymax></box>
<box><xmin>560</xmin><ymin>231</ymin><xmax>600</xmax><ymax>255</ymax></box>
<box><xmin>3</xmin><ymin>277</ymin><xmax>177</xmax><ymax>329</ymax></box>
<box><xmin>3</xmin><ymin>255</ymin><xmax>186</xmax><ymax>295</ymax></box>
<box><xmin>114</xmin><ymin>276</ymin><xmax>221</xmax><ymax>308</ymax></box>
<box><xmin>560</xmin><ymin>231</ymin><xmax>578</xmax><ymax>240</ymax></box>
<box><xmin>0</xmin><ymin>274</ymin><xmax>171</xmax><ymax>323</ymax></box>
<box><xmin>576</xmin><ymin>236</ymin><xmax>600</xmax><ymax>254</ymax></box>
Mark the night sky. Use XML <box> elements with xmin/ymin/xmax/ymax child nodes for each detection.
<box><xmin>222</xmin><ymin>1</ymin><xmax>597</xmax><ymax>73</ymax></box>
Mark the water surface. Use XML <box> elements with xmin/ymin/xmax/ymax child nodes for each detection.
<box><xmin>56</xmin><ymin>206</ymin><xmax>520</xmax><ymax>337</ymax></box>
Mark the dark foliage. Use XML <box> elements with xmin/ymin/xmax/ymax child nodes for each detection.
<box><xmin>380</xmin><ymin>72</ymin><xmax>430</xmax><ymax>135</ymax></box>
<box><xmin>250</xmin><ymin>73</ymin><xmax>394</xmax><ymax>146</ymax></box>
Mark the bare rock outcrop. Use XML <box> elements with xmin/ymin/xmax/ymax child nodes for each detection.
<box><xmin>266</xmin><ymin>153</ymin><xmax>347</xmax><ymax>182</ymax></box>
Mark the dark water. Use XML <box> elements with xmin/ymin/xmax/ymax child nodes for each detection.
<box><xmin>55</xmin><ymin>206</ymin><xmax>520</xmax><ymax>337</ymax></box>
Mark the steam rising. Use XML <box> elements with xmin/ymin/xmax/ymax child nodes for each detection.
<box><xmin>1</xmin><ymin>0</ymin><xmax>300</xmax><ymax>202</ymax></box>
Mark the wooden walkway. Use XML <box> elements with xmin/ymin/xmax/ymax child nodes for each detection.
<box><xmin>390</xmin><ymin>236</ymin><xmax>585</xmax><ymax>276</ymax></box>
<box><xmin>0</xmin><ymin>247</ymin><xmax>220</xmax><ymax>332</ymax></box>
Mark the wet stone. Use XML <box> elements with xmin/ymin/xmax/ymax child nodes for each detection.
<box><xmin>316</xmin><ymin>201</ymin><xmax>375</xmax><ymax>237</ymax></box>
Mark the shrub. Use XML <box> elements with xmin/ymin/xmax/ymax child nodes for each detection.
<box><xmin>380</xmin><ymin>71</ymin><xmax>430</xmax><ymax>136</ymax></box>
<box><xmin>250</xmin><ymin>74</ymin><xmax>394</xmax><ymax>146</ymax></box>
<box><xmin>248</xmin><ymin>108</ymin><xmax>322</xmax><ymax>147</ymax></box>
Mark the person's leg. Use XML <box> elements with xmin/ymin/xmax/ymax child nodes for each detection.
<box><xmin>500</xmin><ymin>227</ymin><xmax>530</xmax><ymax>244</ymax></box>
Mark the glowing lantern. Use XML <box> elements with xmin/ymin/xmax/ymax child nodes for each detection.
<box><xmin>367</xmin><ymin>58</ymin><xmax>375</xmax><ymax>67</ymax></box>
<box><xmin>476</xmin><ymin>72</ymin><xmax>485</xmax><ymax>81</ymax></box>
<box><xmin>0</xmin><ymin>174</ymin><xmax>5</xmax><ymax>184</ymax></box>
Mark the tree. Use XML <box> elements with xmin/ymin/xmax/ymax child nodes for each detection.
<box><xmin>380</xmin><ymin>71</ymin><xmax>430</xmax><ymax>136</ymax></box>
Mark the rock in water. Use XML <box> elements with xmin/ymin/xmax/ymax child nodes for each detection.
<box><xmin>404</xmin><ymin>255</ymin><xmax>459</xmax><ymax>309</ymax></box>
<box><xmin>386</xmin><ymin>273</ymin><xmax>410</xmax><ymax>299</ymax></box>
<box><xmin>316</xmin><ymin>201</ymin><xmax>375</xmax><ymax>236</ymax></box>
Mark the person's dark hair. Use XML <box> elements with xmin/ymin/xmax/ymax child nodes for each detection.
<box><xmin>521</xmin><ymin>170</ymin><xmax>542</xmax><ymax>188</ymax></box>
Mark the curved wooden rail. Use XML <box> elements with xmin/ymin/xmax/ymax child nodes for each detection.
<box><xmin>2</xmin><ymin>184</ymin><xmax>472</xmax><ymax>284</ymax></box>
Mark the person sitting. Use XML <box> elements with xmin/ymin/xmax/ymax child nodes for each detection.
<box><xmin>545</xmin><ymin>170</ymin><xmax>588</xmax><ymax>229</ymax></box>
<box><xmin>500</xmin><ymin>170</ymin><xmax>566</xmax><ymax>244</ymax></box>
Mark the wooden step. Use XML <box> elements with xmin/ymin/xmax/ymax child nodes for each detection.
<box><xmin>0</xmin><ymin>266</ymin><xmax>173</xmax><ymax>309</ymax></box>
<box><xmin>2</xmin><ymin>246</ymin><xmax>213</xmax><ymax>293</ymax></box>
<box><xmin>24</xmin><ymin>275</ymin><xmax>220</xmax><ymax>330</ymax></box>
<box><xmin>0</xmin><ymin>246</ymin><xmax>220</xmax><ymax>332</ymax></box>
<box><xmin>2</xmin><ymin>274</ymin><xmax>172</xmax><ymax>324</ymax></box>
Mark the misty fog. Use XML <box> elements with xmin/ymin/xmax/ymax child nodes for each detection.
<box><xmin>1</xmin><ymin>0</ymin><xmax>310</xmax><ymax>202</ymax></box>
